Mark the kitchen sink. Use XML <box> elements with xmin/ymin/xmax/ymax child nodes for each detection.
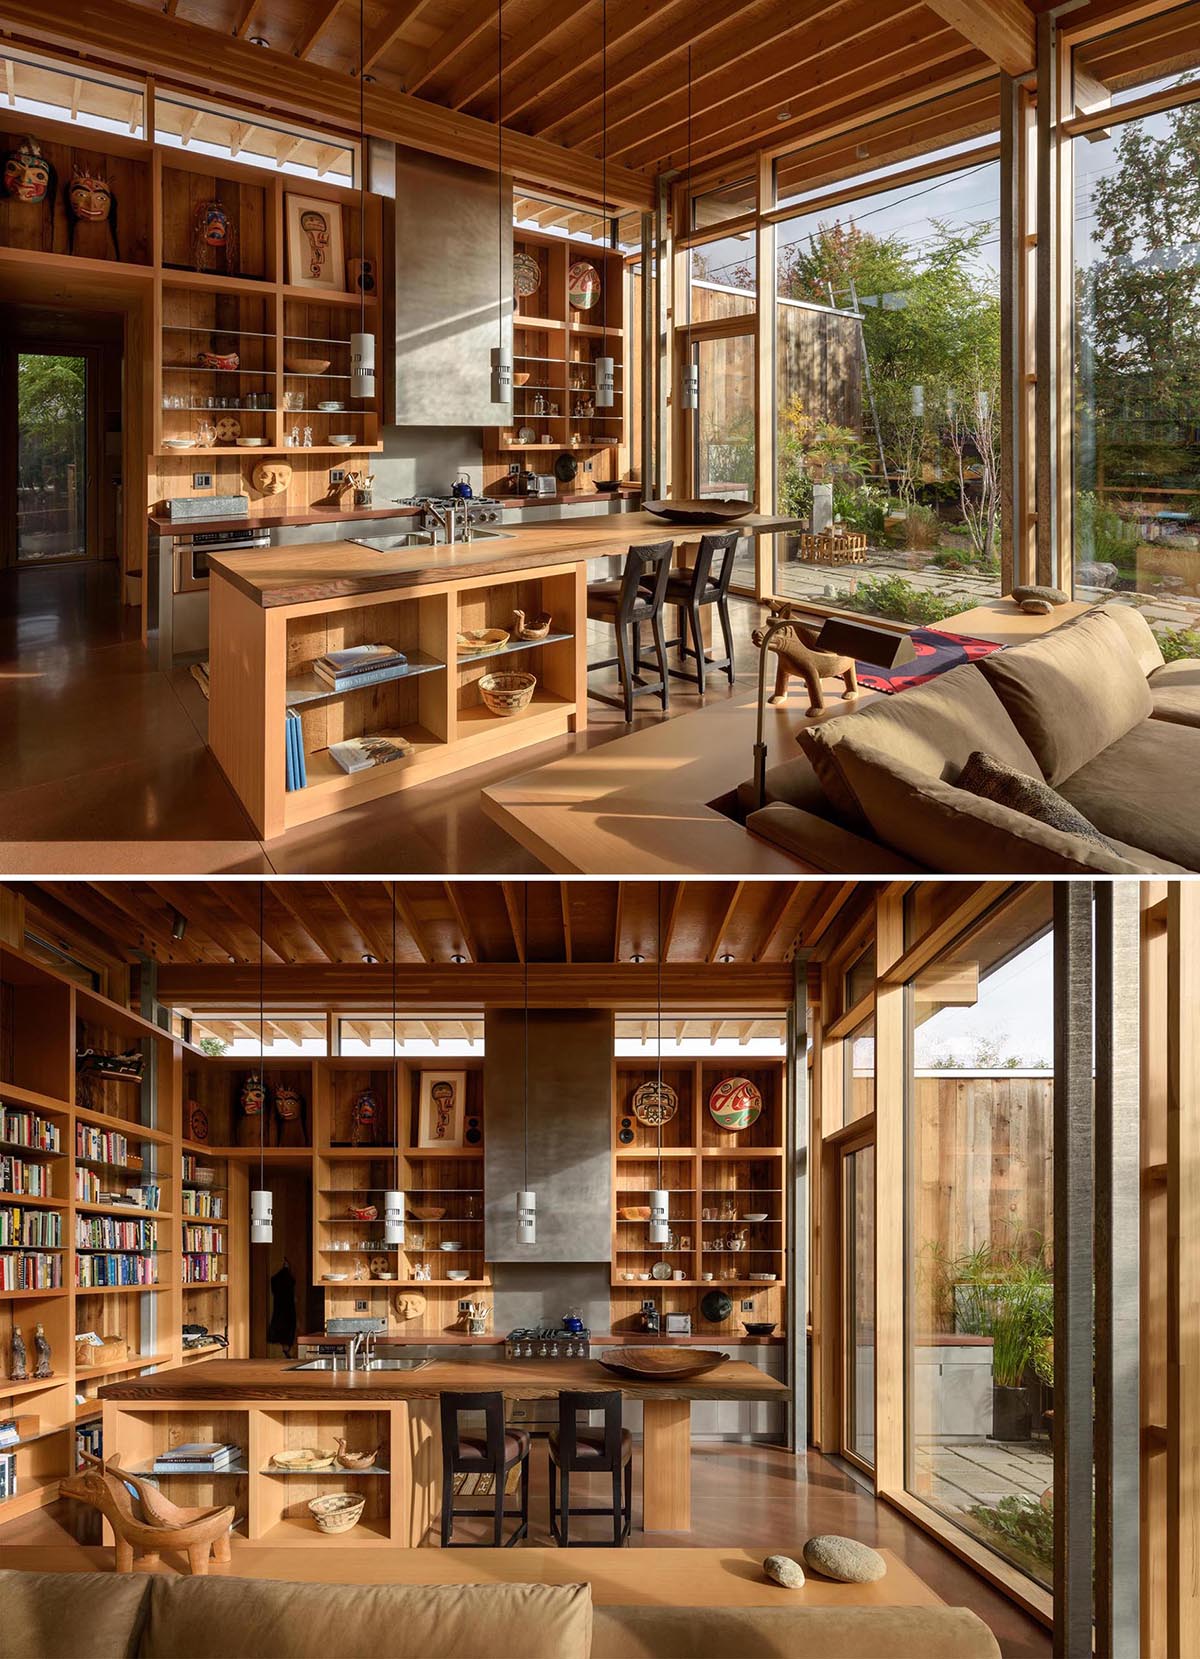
<box><xmin>366</xmin><ymin>1357</ymin><xmax>432</xmax><ymax>1371</ymax></box>
<box><xmin>349</xmin><ymin>527</ymin><xmax>512</xmax><ymax>553</ymax></box>
<box><xmin>286</xmin><ymin>1355</ymin><xmax>430</xmax><ymax>1372</ymax></box>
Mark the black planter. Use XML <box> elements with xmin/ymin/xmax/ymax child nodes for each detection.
<box><xmin>991</xmin><ymin>1384</ymin><xmax>1033</xmax><ymax>1442</ymax></box>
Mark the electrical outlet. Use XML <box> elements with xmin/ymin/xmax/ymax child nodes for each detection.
<box><xmin>458</xmin><ymin>1299</ymin><xmax>471</xmax><ymax>1313</ymax></box>
<box><xmin>584</xmin><ymin>459</ymin><xmax>594</xmax><ymax>473</ymax></box>
<box><xmin>330</xmin><ymin>468</ymin><xmax>347</xmax><ymax>484</ymax></box>
<box><xmin>192</xmin><ymin>472</ymin><xmax>213</xmax><ymax>490</ymax></box>
<box><xmin>740</xmin><ymin>1299</ymin><xmax>755</xmax><ymax>1312</ymax></box>
<box><xmin>508</xmin><ymin>463</ymin><xmax>521</xmax><ymax>476</ymax></box>
<box><xmin>354</xmin><ymin>1299</ymin><xmax>368</xmax><ymax>1312</ymax></box>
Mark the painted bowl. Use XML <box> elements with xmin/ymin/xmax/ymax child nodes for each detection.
<box><xmin>618</xmin><ymin>1205</ymin><xmax>651</xmax><ymax>1221</ymax></box>
<box><xmin>308</xmin><ymin>1493</ymin><xmax>365</xmax><ymax>1534</ymax></box>
<box><xmin>458</xmin><ymin>628</ymin><xmax>509</xmax><ymax>653</ymax></box>
<box><xmin>479</xmin><ymin>671</ymin><xmax>536</xmax><ymax>717</ymax></box>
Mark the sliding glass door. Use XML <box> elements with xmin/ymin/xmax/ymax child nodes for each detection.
<box><xmin>842</xmin><ymin>1134</ymin><xmax>876</xmax><ymax>1471</ymax></box>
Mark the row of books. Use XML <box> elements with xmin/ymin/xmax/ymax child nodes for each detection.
<box><xmin>75</xmin><ymin>1254</ymin><xmax>159</xmax><ymax>1288</ymax></box>
<box><xmin>0</xmin><ymin>1451</ymin><xmax>16</xmax><ymax>1500</ymax></box>
<box><xmin>0</xmin><ymin>1105</ymin><xmax>61</xmax><ymax>1154</ymax></box>
<box><xmin>0</xmin><ymin>1206</ymin><xmax>63</xmax><ymax>1248</ymax></box>
<box><xmin>75</xmin><ymin>1125</ymin><xmax>132</xmax><ymax>1166</ymax></box>
<box><xmin>285</xmin><ymin>708</ymin><xmax>308</xmax><ymax>792</ymax></box>
<box><xmin>76</xmin><ymin>1420</ymin><xmax>103</xmax><ymax>1464</ymax></box>
<box><xmin>315</xmin><ymin>643</ymin><xmax>409</xmax><ymax>691</ymax></box>
<box><xmin>0</xmin><ymin>1250</ymin><xmax>63</xmax><ymax>1291</ymax></box>
<box><xmin>181</xmin><ymin>1224</ymin><xmax>225</xmax><ymax>1254</ymax></box>
<box><xmin>181</xmin><ymin>1190</ymin><xmax>223</xmax><ymax>1219</ymax></box>
<box><xmin>76</xmin><ymin>1217</ymin><xmax>158</xmax><ymax>1252</ymax></box>
<box><xmin>183</xmin><ymin>1252</ymin><xmax>228</xmax><ymax>1284</ymax></box>
<box><xmin>153</xmin><ymin>1441</ymin><xmax>241</xmax><ymax>1473</ymax></box>
<box><xmin>181</xmin><ymin>1154</ymin><xmax>216</xmax><ymax>1183</ymax></box>
<box><xmin>75</xmin><ymin>1169</ymin><xmax>161</xmax><ymax>1210</ymax></box>
<box><xmin>0</xmin><ymin>1154</ymin><xmax>52</xmax><ymax>1198</ymax></box>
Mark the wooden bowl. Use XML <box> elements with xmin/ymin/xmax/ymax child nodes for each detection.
<box><xmin>287</xmin><ymin>357</ymin><xmax>331</xmax><ymax>375</ymax></box>
<box><xmin>513</xmin><ymin>370</ymin><xmax>531</xmax><ymax>386</ymax></box>
<box><xmin>618</xmin><ymin>1205</ymin><xmax>651</xmax><ymax>1221</ymax></box>
<box><xmin>598</xmin><ymin>1346</ymin><xmax>731</xmax><ymax>1381</ymax></box>
<box><xmin>408</xmin><ymin>1205</ymin><xmax>445</xmax><ymax>1221</ymax></box>
<box><xmin>457</xmin><ymin>628</ymin><xmax>509</xmax><ymax>653</ymax></box>
<box><xmin>308</xmin><ymin>1493</ymin><xmax>365</xmax><ymax>1534</ymax></box>
<box><xmin>479</xmin><ymin>671</ymin><xmax>536</xmax><ymax>717</ymax></box>
<box><xmin>644</xmin><ymin>497</ymin><xmax>754</xmax><ymax>524</ymax></box>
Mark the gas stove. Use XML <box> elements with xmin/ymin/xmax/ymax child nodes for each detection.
<box><xmin>505</xmin><ymin>1326</ymin><xmax>591</xmax><ymax>1361</ymax></box>
<box><xmin>393</xmin><ymin>494</ymin><xmax>504</xmax><ymax>513</ymax></box>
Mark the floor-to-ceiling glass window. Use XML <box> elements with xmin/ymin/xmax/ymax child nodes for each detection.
<box><xmin>904</xmin><ymin>888</ymin><xmax>1055</xmax><ymax>1591</ymax></box>
<box><xmin>15</xmin><ymin>351</ymin><xmax>88</xmax><ymax>562</ymax></box>
<box><xmin>842</xmin><ymin>1138</ymin><xmax>876</xmax><ymax>1470</ymax></box>
<box><xmin>1072</xmin><ymin>23</ymin><xmax>1200</xmax><ymax>652</ymax></box>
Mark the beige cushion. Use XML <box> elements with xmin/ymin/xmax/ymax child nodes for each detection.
<box><xmin>142</xmin><ymin>1578</ymin><xmax>592</xmax><ymax>1659</ymax></box>
<box><xmin>1149</xmin><ymin>656</ymin><xmax>1200</xmax><ymax>728</ymax></box>
<box><xmin>1055</xmin><ymin>717</ymin><xmax>1200</xmax><ymax>871</ymax></box>
<box><xmin>746</xmin><ymin>802</ymin><xmax>918</xmax><ymax>874</ymax></box>
<box><xmin>830</xmin><ymin>743</ymin><xmax>1148</xmax><ymax>874</ymax></box>
<box><xmin>798</xmin><ymin>664</ymin><xmax>1041</xmax><ymax>827</ymax></box>
<box><xmin>956</xmin><ymin>750</ymin><xmax>1113</xmax><ymax>848</ymax></box>
<box><xmin>978</xmin><ymin>609</ymin><xmax>1152</xmax><ymax>784</ymax></box>
<box><xmin>1091</xmin><ymin>600</ymin><xmax>1165</xmax><ymax>676</ymax></box>
<box><xmin>590</xmin><ymin>1604</ymin><xmax>1001</xmax><ymax>1659</ymax></box>
<box><xmin>0</xmin><ymin>1570</ymin><xmax>150</xmax><ymax>1659</ymax></box>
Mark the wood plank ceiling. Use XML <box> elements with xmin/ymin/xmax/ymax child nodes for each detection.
<box><xmin>19</xmin><ymin>880</ymin><xmax>855</xmax><ymax>968</ymax></box>
<box><xmin>112</xmin><ymin>0</ymin><xmax>1002</xmax><ymax>183</ymax></box>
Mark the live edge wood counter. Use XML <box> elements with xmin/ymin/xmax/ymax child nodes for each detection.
<box><xmin>206</xmin><ymin>512</ymin><xmax>800</xmax><ymax>838</ymax></box>
<box><xmin>101</xmin><ymin>1357</ymin><xmax>789</xmax><ymax>1536</ymax></box>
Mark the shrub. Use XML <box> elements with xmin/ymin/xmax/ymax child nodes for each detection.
<box><xmin>836</xmin><ymin>574</ymin><xmax>963</xmax><ymax>625</ymax></box>
<box><xmin>968</xmin><ymin>1495</ymin><xmax>1053</xmax><ymax>1573</ymax></box>
<box><xmin>1159</xmin><ymin>626</ymin><xmax>1200</xmax><ymax>663</ymax></box>
<box><xmin>904</xmin><ymin>504</ymin><xmax>942</xmax><ymax>550</ymax></box>
<box><xmin>835</xmin><ymin>481</ymin><xmax>888</xmax><ymax>536</ymax></box>
<box><xmin>1075</xmin><ymin>490</ymin><xmax>1137</xmax><ymax>570</ymax></box>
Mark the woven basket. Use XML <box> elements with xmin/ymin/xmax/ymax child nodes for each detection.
<box><xmin>76</xmin><ymin>1335</ymin><xmax>128</xmax><ymax>1369</ymax></box>
<box><xmin>308</xmin><ymin>1493</ymin><xmax>365</xmax><ymax>1534</ymax></box>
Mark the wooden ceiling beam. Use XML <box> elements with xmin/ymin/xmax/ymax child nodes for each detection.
<box><xmin>157</xmin><ymin>961</ymin><xmax>795</xmax><ymax>1010</ymax></box>
<box><xmin>0</xmin><ymin>0</ymin><xmax>653</xmax><ymax>208</ymax></box>
<box><xmin>323</xmin><ymin>882</ymin><xmax>395</xmax><ymax>963</ymax></box>
<box><xmin>294</xmin><ymin>0</ymin><xmax>346</xmax><ymax>61</ymax></box>
<box><xmin>363</xmin><ymin>0</ymin><xmax>437</xmax><ymax>75</ymax></box>
<box><xmin>233</xmin><ymin>0</ymin><xmax>268</xmax><ymax>41</ymax></box>
<box><xmin>402</xmin><ymin>0</ymin><xmax>507</xmax><ymax>97</ymax></box>
<box><xmin>88</xmin><ymin>883</ymin><xmax>203</xmax><ymax>964</ymax></box>
<box><xmin>451</xmin><ymin>0</ymin><xmax>582</xmax><ymax>112</ymax></box>
<box><xmin>560</xmin><ymin>885</ymin><xmax>573</xmax><ymax>963</ymax></box>
<box><xmin>707</xmin><ymin>882</ymin><xmax>745</xmax><ymax>963</ymax></box>
<box><xmin>923</xmin><ymin>0</ymin><xmax>1035</xmax><ymax>76</ymax></box>
<box><xmin>500</xmin><ymin>882</ymin><xmax>525</xmax><ymax>962</ymax></box>
<box><xmin>144</xmin><ymin>883</ymin><xmax>244</xmax><ymax>964</ymax></box>
<box><xmin>442</xmin><ymin>882</ymin><xmax>479</xmax><ymax>964</ymax></box>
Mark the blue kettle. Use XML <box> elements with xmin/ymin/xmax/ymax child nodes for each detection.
<box><xmin>451</xmin><ymin>472</ymin><xmax>473</xmax><ymax>501</ymax></box>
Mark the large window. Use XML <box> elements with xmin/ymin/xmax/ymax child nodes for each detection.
<box><xmin>904</xmin><ymin>891</ymin><xmax>1055</xmax><ymax>1592</ymax></box>
<box><xmin>772</xmin><ymin>154</ymin><xmax>1002</xmax><ymax>624</ymax></box>
<box><xmin>1072</xmin><ymin>64</ymin><xmax>1200</xmax><ymax>652</ymax></box>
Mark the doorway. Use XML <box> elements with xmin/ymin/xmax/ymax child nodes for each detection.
<box><xmin>1</xmin><ymin>339</ymin><xmax>102</xmax><ymax>569</ymax></box>
<box><xmin>680</xmin><ymin>321</ymin><xmax>760</xmax><ymax>596</ymax></box>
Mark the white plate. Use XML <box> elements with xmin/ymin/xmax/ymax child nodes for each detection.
<box><xmin>329</xmin><ymin>434</ymin><xmax>357</xmax><ymax>445</ymax></box>
<box><xmin>742</xmin><ymin>1213</ymin><xmax>768</xmax><ymax>1222</ymax></box>
<box><xmin>446</xmin><ymin>1269</ymin><xmax>470</xmax><ymax>1280</ymax></box>
<box><xmin>748</xmin><ymin>1272</ymin><xmax>777</xmax><ymax>1281</ymax></box>
<box><xmin>322</xmin><ymin>1273</ymin><xmax>348</xmax><ymax>1282</ymax></box>
<box><xmin>439</xmin><ymin>1241</ymin><xmax>466</xmax><ymax>1251</ymax></box>
<box><xmin>162</xmin><ymin>438</ymin><xmax>195</xmax><ymax>449</ymax></box>
<box><xmin>651</xmin><ymin>1261</ymin><xmax>672</xmax><ymax>1281</ymax></box>
<box><xmin>317</xmin><ymin>401</ymin><xmax>345</xmax><ymax>412</ymax></box>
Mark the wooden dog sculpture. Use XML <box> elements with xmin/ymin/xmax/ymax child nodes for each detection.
<box><xmin>752</xmin><ymin>600</ymin><xmax>859</xmax><ymax>715</ymax></box>
<box><xmin>60</xmin><ymin>1450</ymin><xmax>233</xmax><ymax>1574</ymax></box>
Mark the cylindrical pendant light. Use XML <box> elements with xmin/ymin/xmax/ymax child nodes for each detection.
<box><xmin>492</xmin><ymin>1</ymin><xmax>513</xmax><ymax>405</ymax></box>
<box><xmin>649</xmin><ymin>882</ymin><xmax>670</xmax><ymax>1245</ymax></box>
<box><xmin>679</xmin><ymin>46</ymin><xmax>699</xmax><ymax>412</ymax></box>
<box><xmin>517</xmin><ymin>886</ymin><xmax>536</xmax><ymax>1243</ymax></box>
<box><xmin>351</xmin><ymin>0</ymin><xmax>376</xmax><ymax>401</ymax></box>
<box><xmin>383</xmin><ymin>882</ymin><xmax>405</xmax><ymax>1246</ymax></box>
<box><xmin>594</xmin><ymin>0</ymin><xmax>614</xmax><ymax>409</ymax></box>
<box><xmin>250</xmin><ymin>881</ymin><xmax>273</xmax><ymax>1245</ymax></box>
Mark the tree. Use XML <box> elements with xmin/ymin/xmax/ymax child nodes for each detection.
<box><xmin>17</xmin><ymin>354</ymin><xmax>86</xmax><ymax>488</ymax></box>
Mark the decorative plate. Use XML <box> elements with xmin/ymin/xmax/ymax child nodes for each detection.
<box><xmin>598</xmin><ymin>1346</ymin><xmax>730</xmax><ymax>1381</ymax></box>
<box><xmin>517</xmin><ymin>425</ymin><xmax>537</xmax><ymax>443</ymax></box>
<box><xmin>651</xmin><ymin>1260</ymin><xmax>673</xmax><ymax>1281</ymax></box>
<box><xmin>700</xmin><ymin>1289</ymin><xmax>734</xmax><ymax>1322</ymax></box>
<box><xmin>568</xmin><ymin>259</ymin><xmax>600</xmax><ymax>309</ymax></box>
<box><xmin>709</xmin><ymin>1075</ymin><xmax>763</xmax><ymax>1131</ymax></box>
<box><xmin>513</xmin><ymin>251</ymin><xmax>541</xmax><ymax>298</ymax></box>
<box><xmin>632</xmin><ymin>1079</ymin><xmax>677</xmax><ymax>1127</ymax></box>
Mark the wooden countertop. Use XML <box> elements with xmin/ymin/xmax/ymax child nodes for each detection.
<box><xmin>207</xmin><ymin>511</ymin><xmax>804</xmax><ymax>609</ymax></box>
<box><xmin>100</xmin><ymin>1356</ymin><xmax>790</xmax><ymax>1404</ymax></box>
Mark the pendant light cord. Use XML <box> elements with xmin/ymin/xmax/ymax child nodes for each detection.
<box><xmin>601</xmin><ymin>0</ymin><xmax>608</xmax><ymax>332</ymax></box>
<box><xmin>358</xmin><ymin>0</ymin><xmax>366</xmax><ymax>342</ymax></box>
<box><xmin>498</xmin><ymin>0</ymin><xmax>503</xmax><ymax>352</ymax></box>
<box><xmin>258</xmin><ymin>881</ymin><xmax>265</xmax><ymax>1198</ymax></box>
<box><xmin>656</xmin><ymin>880</ymin><xmax>663</xmax><ymax>1196</ymax></box>
<box><xmin>523</xmin><ymin>884</ymin><xmax>529</xmax><ymax>1195</ymax></box>
<box><xmin>391</xmin><ymin>882</ymin><xmax>399</xmax><ymax>1197</ymax></box>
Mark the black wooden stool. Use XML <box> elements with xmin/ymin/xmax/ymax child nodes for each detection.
<box><xmin>439</xmin><ymin>1390</ymin><xmax>530</xmax><ymax>1546</ymax></box>
<box><xmin>548</xmin><ymin>1390</ymin><xmax>632</xmax><ymax>1547</ymax></box>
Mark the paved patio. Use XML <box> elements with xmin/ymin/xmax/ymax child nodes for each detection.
<box><xmin>914</xmin><ymin>1438</ymin><xmax>1053</xmax><ymax>1514</ymax></box>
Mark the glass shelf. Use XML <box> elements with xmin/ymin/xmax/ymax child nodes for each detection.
<box><xmin>456</xmin><ymin>631</ymin><xmax>572</xmax><ymax>667</ymax></box>
<box><xmin>286</xmin><ymin>651</ymin><xmax>445</xmax><ymax>710</ymax></box>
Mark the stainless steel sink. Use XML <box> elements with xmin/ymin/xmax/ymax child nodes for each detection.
<box><xmin>366</xmin><ymin>1357</ymin><xmax>431</xmax><ymax>1371</ymax></box>
<box><xmin>286</xmin><ymin>1355</ymin><xmax>430</xmax><ymax>1372</ymax></box>
<box><xmin>349</xmin><ymin>527</ymin><xmax>512</xmax><ymax>553</ymax></box>
<box><xmin>287</xmin><ymin>1357</ymin><xmax>342</xmax><ymax>1370</ymax></box>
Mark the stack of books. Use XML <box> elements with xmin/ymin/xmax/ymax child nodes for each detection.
<box><xmin>329</xmin><ymin>734</ymin><xmax>413</xmax><ymax>774</ymax></box>
<box><xmin>152</xmin><ymin>1441</ymin><xmax>241</xmax><ymax>1474</ymax></box>
<box><xmin>314</xmin><ymin>644</ymin><xmax>409</xmax><ymax>691</ymax></box>
<box><xmin>0</xmin><ymin>1450</ymin><xmax>16</xmax><ymax>1500</ymax></box>
<box><xmin>285</xmin><ymin>708</ymin><xmax>307</xmax><ymax>792</ymax></box>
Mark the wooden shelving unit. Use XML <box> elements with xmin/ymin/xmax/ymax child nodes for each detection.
<box><xmin>609</xmin><ymin>1057</ymin><xmax>786</xmax><ymax>1341</ymax></box>
<box><xmin>484</xmin><ymin>227</ymin><xmax>627</xmax><ymax>493</ymax></box>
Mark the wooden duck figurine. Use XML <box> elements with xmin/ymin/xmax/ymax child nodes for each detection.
<box><xmin>60</xmin><ymin>1451</ymin><xmax>234</xmax><ymax>1575</ymax></box>
<box><xmin>512</xmin><ymin>608</ymin><xmax>552</xmax><ymax>640</ymax></box>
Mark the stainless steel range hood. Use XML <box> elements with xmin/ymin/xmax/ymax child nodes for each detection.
<box><xmin>484</xmin><ymin>1008</ymin><xmax>613</xmax><ymax>1262</ymax></box>
<box><xmin>386</xmin><ymin>145</ymin><xmax>513</xmax><ymax>428</ymax></box>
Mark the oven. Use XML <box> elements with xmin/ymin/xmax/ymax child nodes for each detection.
<box><xmin>158</xmin><ymin>525</ymin><xmax>270</xmax><ymax>667</ymax></box>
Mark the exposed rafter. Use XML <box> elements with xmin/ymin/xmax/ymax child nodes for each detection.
<box><xmin>294</xmin><ymin>0</ymin><xmax>346</xmax><ymax>61</ymax></box>
<box><xmin>363</xmin><ymin>0</ymin><xmax>435</xmax><ymax>74</ymax></box>
<box><xmin>923</xmin><ymin>0</ymin><xmax>1036</xmax><ymax>76</ymax></box>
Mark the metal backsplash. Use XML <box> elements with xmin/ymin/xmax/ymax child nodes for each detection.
<box><xmin>387</xmin><ymin>145</ymin><xmax>513</xmax><ymax>428</ymax></box>
<box><xmin>484</xmin><ymin>1008</ymin><xmax>613</xmax><ymax>1262</ymax></box>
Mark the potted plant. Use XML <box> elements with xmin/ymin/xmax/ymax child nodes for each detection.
<box><xmin>989</xmin><ymin>1290</ymin><xmax>1034</xmax><ymax>1441</ymax></box>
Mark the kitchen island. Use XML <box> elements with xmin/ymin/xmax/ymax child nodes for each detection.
<box><xmin>101</xmin><ymin>1355</ymin><xmax>789</xmax><ymax>1538</ymax></box>
<box><xmin>206</xmin><ymin>511</ymin><xmax>800</xmax><ymax>838</ymax></box>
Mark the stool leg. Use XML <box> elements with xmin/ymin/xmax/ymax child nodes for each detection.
<box><xmin>633</xmin><ymin>620</ymin><xmax>643</xmax><ymax>675</ymax></box>
<box><xmin>624</xmin><ymin>1458</ymin><xmax>633</xmax><ymax>1541</ymax></box>
<box><xmin>718</xmin><ymin>596</ymin><xmax>735</xmax><ymax>684</ymax></box>
<box><xmin>615</xmin><ymin>622</ymin><xmax>634</xmax><ymax>723</ymax></box>
<box><xmin>689</xmin><ymin>604</ymin><xmax>706</xmax><ymax>695</ymax></box>
<box><xmin>440</xmin><ymin>1465</ymin><xmax>453</xmax><ymax>1546</ymax></box>
<box><xmin>611</xmin><ymin>1464</ymin><xmax>623</xmax><ymax>1546</ymax></box>
<box><xmin>548</xmin><ymin>1455</ymin><xmax>558</xmax><ymax>1545</ymax></box>
<box><xmin>494</xmin><ymin>1469</ymin><xmax>505</xmax><ymax>1546</ymax></box>
<box><xmin>652</xmin><ymin>612</ymin><xmax>669</xmax><ymax>711</ymax></box>
<box><xmin>520</xmin><ymin>1452</ymin><xmax>530</xmax><ymax>1540</ymax></box>
<box><xmin>560</xmin><ymin>1467</ymin><xmax>571</xmax><ymax>1547</ymax></box>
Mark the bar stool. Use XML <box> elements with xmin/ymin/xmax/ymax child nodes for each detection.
<box><xmin>652</xmin><ymin>531</ymin><xmax>740</xmax><ymax>695</ymax></box>
<box><xmin>439</xmin><ymin>1390</ymin><xmax>530</xmax><ymax>1547</ymax></box>
<box><xmin>586</xmin><ymin>541</ymin><xmax>674</xmax><ymax>723</ymax></box>
<box><xmin>548</xmin><ymin>1390</ymin><xmax>633</xmax><ymax>1547</ymax></box>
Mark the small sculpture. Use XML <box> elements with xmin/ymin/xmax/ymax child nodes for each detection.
<box><xmin>3</xmin><ymin>134</ymin><xmax>54</xmax><ymax>206</ymax></box>
<box><xmin>273</xmin><ymin>1083</ymin><xmax>307</xmax><ymax>1147</ymax></box>
<box><xmin>252</xmin><ymin>461</ymin><xmax>293</xmax><ymax>497</ymax></box>
<box><xmin>33</xmin><ymin>1322</ymin><xmax>51</xmax><ymax>1379</ymax></box>
<box><xmin>237</xmin><ymin>1073</ymin><xmax>273</xmax><ymax>1148</ymax></box>
<box><xmin>60</xmin><ymin>1452</ymin><xmax>233</xmax><ymax>1576</ymax></box>
<box><xmin>66</xmin><ymin>164</ymin><xmax>119</xmax><ymax>258</ymax></box>
<box><xmin>10</xmin><ymin>1326</ymin><xmax>27</xmax><ymax>1382</ymax></box>
<box><xmin>752</xmin><ymin>600</ymin><xmax>859</xmax><ymax>716</ymax></box>
<box><xmin>512</xmin><ymin>608</ymin><xmax>552</xmax><ymax>641</ymax></box>
<box><xmin>351</xmin><ymin>1088</ymin><xmax>378</xmax><ymax>1147</ymax></box>
<box><xmin>368</xmin><ymin>1253</ymin><xmax>391</xmax><ymax>1280</ymax></box>
<box><xmin>191</xmin><ymin>199</ymin><xmax>239</xmax><ymax>275</ymax></box>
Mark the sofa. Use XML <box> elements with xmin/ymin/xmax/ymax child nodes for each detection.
<box><xmin>740</xmin><ymin>603</ymin><xmax>1199</xmax><ymax>874</ymax></box>
<box><xmin>0</xmin><ymin>1568</ymin><xmax>1003</xmax><ymax>1659</ymax></box>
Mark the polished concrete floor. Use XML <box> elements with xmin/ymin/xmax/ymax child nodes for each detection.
<box><xmin>0</xmin><ymin>1444</ymin><xmax>1048</xmax><ymax>1657</ymax></box>
<box><xmin>0</xmin><ymin>561</ymin><xmax>764</xmax><ymax>874</ymax></box>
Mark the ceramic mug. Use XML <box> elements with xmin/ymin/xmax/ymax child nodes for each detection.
<box><xmin>672</xmin><ymin>1270</ymin><xmax>685</xmax><ymax>1281</ymax></box>
<box><xmin>702</xmin><ymin>1271</ymin><xmax>714</xmax><ymax>1281</ymax></box>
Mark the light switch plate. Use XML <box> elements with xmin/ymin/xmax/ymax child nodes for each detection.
<box><xmin>330</xmin><ymin>468</ymin><xmax>346</xmax><ymax>483</ymax></box>
<box><xmin>457</xmin><ymin>1299</ymin><xmax>471</xmax><ymax>1313</ymax></box>
<box><xmin>740</xmin><ymin>1299</ymin><xmax>755</xmax><ymax>1312</ymax></box>
<box><xmin>192</xmin><ymin>472</ymin><xmax>213</xmax><ymax>490</ymax></box>
<box><xmin>354</xmin><ymin>1299</ymin><xmax>368</xmax><ymax>1312</ymax></box>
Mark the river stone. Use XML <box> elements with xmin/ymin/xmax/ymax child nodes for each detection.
<box><xmin>763</xmin><ymin>1554</ymin><xmax>806</xmax><ymax>1589</ymax></box>
<box><xmin>802</xmin><ymin>1535</ymin><xmax>886</xmax><ymax>1583</ymax></box>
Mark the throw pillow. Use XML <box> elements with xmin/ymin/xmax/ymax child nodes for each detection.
<box><xmin>957</xmin><ymin>749</ymin><xmax>1113</xmax><ymax>847</ymax></box>
<box><xmin>1013</xmin><ymin>583</ymin><xmax>1069</xmax><ymax>606</ymax></box>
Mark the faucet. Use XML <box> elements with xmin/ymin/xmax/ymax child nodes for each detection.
<box><xmin>423</xmin><ymin>500</ymin><xmax>460</xmax><ymax>545</ymax></box>
<box><xmin>347</xmin><ymin>1329</ymin><xmax>377</xmax><ymax>1372</ymax></box>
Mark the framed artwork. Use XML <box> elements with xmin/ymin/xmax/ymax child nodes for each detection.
<box><xmin>417</xmin><ymin>1070</ymin><xmax>466</xmax><ymax>1149</ymax></box>
<box><xmin>285</xmin><ymin>193</ymin><xmax>345</xmax><ymax>291</ymax></box>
